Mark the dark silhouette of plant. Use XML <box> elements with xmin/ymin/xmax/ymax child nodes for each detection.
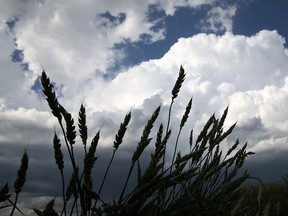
<box><xmin>0</xmin><ymin>66</ymin><xmax>258</xmax><ymax>216</ymax></box>
<box><xmin>231</xmin><ymin>176</ymin><xmax>288</xmax><ymax>216</ymax></box>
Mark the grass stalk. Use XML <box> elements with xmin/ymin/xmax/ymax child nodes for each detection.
<box><xmin>78</xmin><ymin>104</ymin><xmax>88</xmax><ymax>155</ymax></box>
<box><xmin>98</xmin><ymin>110</ymin><xmax>132</xmax><ymax>198</ymax></box>
<box><xmin>10</xmin><ymin>66</ymin><xmax>258</xmax><ymax>215</ymax></box>
<box><xmin>163</xmin><ymin>66</ymin><xmax>186</xmax><ymax>172</ymax></box>
<box><xmin>10</xmin><ymin>151</ymin><xmax>28</xmax><ymax>216</ymax></box>
<box><xmin>53</xmin><ymin>133</ymin><xmax>66</xmax><ymax>216</ymax></box>
<box><xmin>171</xmin><ymin>98</ymin><xmax>192</xmax><ymax>172</ymax></box>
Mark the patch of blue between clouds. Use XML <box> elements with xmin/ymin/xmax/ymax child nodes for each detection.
<box><xmin>5</xmin><ymin>16</ymin><xmax>44</xmax><ymax>96</ymax></box>
<box><xmin>31</xmin><ymin>77</ymin><xmax>42</xmax><ymax>94</ymax></box>
<box><xmin>5</xmin><ymin>16</ymin><xmax>19</xmax><ymax>31</ymax></box>
<box><xmin>108</xmin><ymin>5</ymin><xmax>210</xmax><ymax>79</ymax></box>
<box><xmin>11</xmin><ymin>49</ymin><xmax>29</xmax><ymax>71</ymax></box>
<box><xmin>103</xmin><ymin>4</ymin><xmax>166</xmax><ymax>80</ymax></box>
<box><xmin>146</xmin><ymin>4</ymin><xmax>166</xmax><ymax>33</ymax></box>
<box><xmin>10</xmin><ymin>48</ymin><xmax>40</xmax><ymax>95</ymax></box>
<box><xmin>98</xmin><ymin>11</ymin><xmax>126</xmax><ymax>27</ymax></box>
<box><xmin>11</xmin><ymin>49</ymin><xmax>24</xmax><ymax>62</ymax></box>
<box><xmin>6</xmin><ymin>17</ymin><xmax>33</xmax><ymax>87</ymax></box>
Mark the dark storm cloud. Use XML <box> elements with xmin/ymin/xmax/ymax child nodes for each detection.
<box><xmin>226</xmin><ymin>116</ymin><xmax>288</xmax><ymax>181</ymax></box>
<box><xmin>0</xmin><ymin>98</ymin><xmax>168</xmax><ymax>202</ymax></box>
<box><xmin>0</xmin><ymin>139</ymin><xmax>154</xmax><ymax>201</ymax></box>
<box><xmin>228</xmin><ymin>117</ymin><xmax>268</xmax><ymax>146</ymax></box>
<box><xmin>0</xmin><ymin>142</ymin><xmax>61</xmax><ymax>196</ymax></box>
<box><xmin>245</xmin><ymin>149</ymin><xmax>288</xmax><ymax>182</ymax></box>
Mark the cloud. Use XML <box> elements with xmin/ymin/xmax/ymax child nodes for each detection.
<box><xmin>0</xmin><ymin>107</ymin><xmax>56</xmax><ymax>144</ymax></box>
<box><xmin>199</xmin><ymin>5</ymin><xmax>237</xmax><ymax>33</ymax></box>
<box><xmin>1</xmin><ymin>29</ymin><xmax>288</xmax><ymax>163</ymax></box>
<box><xmin>0</xmin><ymin>17</ymin><xmax>42</xmax><ymax>110</ymax></box>
<box><xmin>0</xmin><ymin>0</ymin><xmax>223</xmax><ymax>112</ymax></box>
<box><xmin>155</xmin><ymin>0</ymin><xmax>215</xmax><ymax>16</ymax></box>
<box><xmin>36</xmin><ymin>29</ymin><xmax>288</xmax><ymax>163</ymax></box>
<box><xmin>245</xmin><ymin>147</ymin><xmax>288</xmax><ymax>182</ymax></box>
<box><xmin>228</xmin><ymin>79</ymin><xmax>288</xmax><ymax>153</ymax></box>
<box><xmin>4</xmin><ymin>0</ymin><xmax>215</xmax><ymax>75</ymax></box>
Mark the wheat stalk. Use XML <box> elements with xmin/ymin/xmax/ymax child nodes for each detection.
<box><xmin>10</xmin><ymin>151</ymin><xmax>29</xmax><ymax>216</ymax></box>
<box><xmin>53</xmin><ymin>133</ymin><xmax>66</xmax><ymax>216</ymax></box>
<box><xmin>41</xmin><ymin>70</ymin><xmax>62</xmax><ymax>121</ymax></box>
<box><xmin>171</xmin><ymin>98</ymin><xmax>193</xmax><ymax>171</ymax></box>
<box><xmin>78</xmin><ymin>104</ymin><xmax>88</xmax><ymax>155</ymax></box>
<box><xmin>119</xmin><ymin>106</ymin><xmax>161</xmax><ymax>204</ymax></box>
<box><xmin>166</xmin><ymin>65</ymin><xmax>185</xmax><ymax>133</ymax></box>
<box><xmin>94</xmin><ymin>111</ymin><xmax>132</xmax><ymax>209</ymax></box>
<box><xmin>33</xmin><ymin>66</ymin><xmax>258</xmax><ymax>215</ymax></box>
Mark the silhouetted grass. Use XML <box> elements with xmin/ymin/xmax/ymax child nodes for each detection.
<box><xmin>2</xmin><ymin>65</ymin><xmax>282</xmax><ymax>216</ymax></box>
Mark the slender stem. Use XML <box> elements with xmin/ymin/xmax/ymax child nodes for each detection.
<box><xmin>59</xmin><ymin>120</ymin><xmax>75</xmax><ymax>167</ymax></box>
<box><xmin>90</xmin><ymin>150</ymin><xmax>117</xmax><ymax>214</ymax></box>
<box><xmin>119</xmin><ymin>162</ymin><xmax>135</xmax><ymax>203</ymax></box>
<box><xmin>7</xmin><ymin>199</ymin><xmax>25</xmax><ymax>216</ymax></box>
<box><xmin>9</xmin><ymin>193</ymin><xmax>19</xmax><ymax>216</ymax></box>
<box><xmin>165</xmin><ymin>116</ymin><xmax>190</xmax><ymax>210</ymax></box>
<box><xmin>76</xmin><ymin>201</ymin><xmax>79</xmax><ymax>216</ymax></box>
<box><xmin>165</xmin><ymin>101</ymin><xmax>174</xmax><ymax>134</ymax></box>
<box><xmin>60</xmin><ymin>170</ymin><xmax>67</xmax><ymax>216</ymax></box>
<box><xmin>69</xmin><ymin>197</ymin><xmax>77</xmax><ymax>216</ymax></box>
<box><xmin>162</xmin><ymin>100</ymin><xmax>174</xmax><ymax>172</ymax></box>
<box><xmin>170</xmin><ymin>128</ymin><xmax>182</xmax><ymax>174</ymax></box>
<box><xmin>156</xmin><ymin>99</ymin><xmax>175</xmax><ymax>213</ymax></box>
<box><xmin>59</xmin><ymin>120</ymin><xmax>85</xmax><ymax>215</ymax></box>
<box><xmin>99</xmin><ymin>150</ymin><xmax>116</xmax><ymax>195</ymax></box>
<box><xmin>84</xmin><ymin>146</ymin><xmax>87</xmax><ymax>156</ymax></box>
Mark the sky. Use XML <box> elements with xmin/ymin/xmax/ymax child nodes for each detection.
<box><xmin>1</xmin><ymin>0</ymin><xmax>288</xmax><ymax>214</ymax></box>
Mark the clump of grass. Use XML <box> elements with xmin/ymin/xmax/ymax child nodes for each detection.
<box><xmin>1</xmin><ymin>65</ymin><xmax>259</xmax><ymax>216</ymax></box>
<box><xmin>231</xmin><ymin>176</ymin><xmax>288</xmax><ymax>216</ymax></box>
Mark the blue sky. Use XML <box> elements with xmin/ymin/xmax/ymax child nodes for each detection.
<box><xmin>112</xmin><ymin>0</ymin><xmax>288</xmax><ymax>69</ymax></box>
<box><xmin>234</xmin><ymin>0</ymin><xmax>288</xmax><ymax>39</ymax></box>
<box><xmin>1</xmin><ymin>0</ymin><xmax>288</xmax><ymax>214</ymax></box>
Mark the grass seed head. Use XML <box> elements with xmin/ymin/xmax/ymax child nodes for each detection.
<box><xmin>132</xmin><ymin>106</ymin><xmax>161</xmax><ymax>162</ymax></box>
<box><xmin>53</xmin><ymin>133</ymin><xmax>64</xmax><ymax>171</ymax></box>
<box><xmin>59</xmin><ymin>105</ymin><xmax>76</xmax><ymax>145</ymax></box>
<box><xmin>66</xmin><ymin>167</ymin><xmax>78</xmax><ymax>201</ymax></box>
<box><xmin>171</xmin><ymin>65</ymin><xmax>185</xmax><ymax>101</ymax></box>
<box><xmin>0</xmin><ymin>183</ymin><xmax>11</xmax><ymax>202</ymax></box>
<box><xmin>84</xmin><ymin>131</ymin><xmax>100</xmax><ymax>184</ymax></box>
<box><xmin>78</xmin><ymin>104</ymin><xmax>88</xmax><ymax>146</ymax></box>
<box><xmin>180</xmin><ymin>98</ymin><xmax>192</xmax><ymax>129</ymax></box>
<box><xmin>41</xmin><ymin>71</ymin><xmax>62</xmax><ymax>121</ymax></box>
<box><xmin>14</xmin><ymin>151</ymin><xmax>29</xmax><ymax>194</ymax></box>
<box><xmin>113</xmin><ymin>111</ymin><xmax>131</xmax><ymax>149</ymax></box>
<box><xmin>41</xmin><ymin>199</ymin><xmax>58</xmax><ymax>216</ymax></box>
<box><xmin>155</xmin><ymin>124</ymin><xmax>164</xmax><ymax>149</ymax></box>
